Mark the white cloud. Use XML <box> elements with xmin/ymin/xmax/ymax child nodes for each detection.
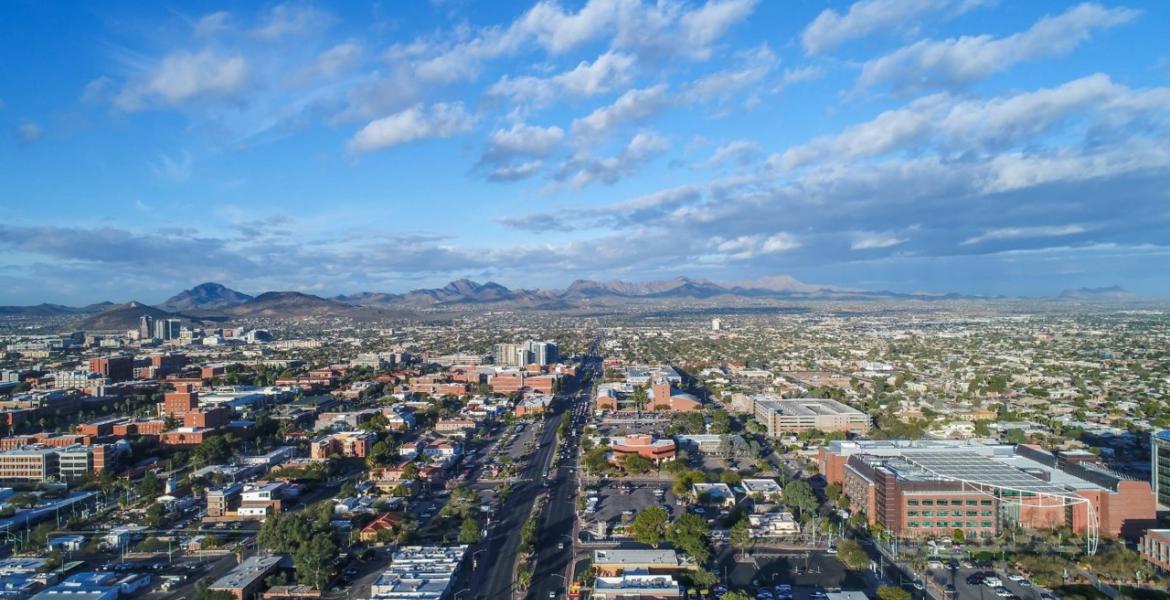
<box><xmin>408</xmin><ymin>0</ymin><xmax>757</xmax><ymax>86</ymax></box>
<box><xmin>571</xmin><ymin>84</ymin><xmax>670</xmax><ymax>139</ymax></box>
<box><xmin>857</xmin><ymin>3</ymin><xmax>1139</xmax><ymax>92</ymax></box>
<box><xmin>194</xmin><ymin>11</ymin><xmax>231</xmax><ymax>37</ymax></box>
<box><xmin>803</xmin><ymin>0</ymin><xmax>956</xmax><ymax>55</ymax></box>
<box><xmin>777</xmin><ymin>74</ymin><xmax>1170</xmax><ymax>170</ymax></box>
<box><xmin>761</xmin><ymin>233</ymin><xmax>801</xmax><ymax>253</ymax></box>
<box><xmin>483</xmin><ymin>123</ymin><xmax>565</xmax><ymax>162</ymax></box>
<box><xmin>684</xmin><ymin>44</ymin><xmax>776</xmax><ymax>102</ymax></box>
<box><xmin>679</xmin><ymin>0</ymin><xmax>759</xmax><ymax>59</ymax></box>
<box><xmin>488</xmin><ymin>51</ymin><xmax>635</xmax><ymax>109</ymax></box>
<box><xmin>253</xmin><ymin>4</ymin><xmax>334</xmax><ymax>39</ymax></box>
<box><xmin>558</xmin><ymin>130</ymin><xmax>669</xmax><ymax>188</ymax></box>
<box><xmin>300</xmin><ymin>42</ymin><xmax>363</xmax><ymax>81</ymax></box>
<box><xmin>489</xmin><ymin>160</ymin><xmax>544</xmax><ymax>182</ymax></box>
<box><xmin>81</xmin><ymin>76</ymin><xmax>113</xmax><ymax>103</ymax></box>
<box><xmin>348</xmin><ymin>102</ymin><xmax>475</xmax><ymax>153</ymax></box>
<box><xmin>114</xmin><ymin>49</ymin><xmax>250</xmax><ymax>111</ymax></box>
<box><xmin>962</xmin><ymin>225</ymin><xmax>1087</xmax><ymax>245</ymax></box>
<box><xmin>851</xmin><ymin>232</ymin><xmax>907</xmax><ymax>250</ymax></box>
<box><xmin>705</xmin><ymin>140</ymin><xmax>762</xmax><ymax>167</ymax></box>
<box><xmin>712</xmin><ymin>232</ymin><xmax>800</xmax><ymax>260</ymax></box>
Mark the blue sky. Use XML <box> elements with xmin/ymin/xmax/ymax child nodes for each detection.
<box><xmin>3</xmin><ymin>0</ymin><xmax>1170</xmax><ymax>304</ymax></box>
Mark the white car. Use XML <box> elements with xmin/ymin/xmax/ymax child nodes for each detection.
<box><xmin>983</xmin><ymin>578</ymin><xmax>1003</xmax><ymax>588</ymax></box>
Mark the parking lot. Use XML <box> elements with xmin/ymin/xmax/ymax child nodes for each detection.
<box><xmin>578</xmin><ymin>480</ymin><xmax>682</xmax><ymax>540</ymax></box>
<box><xmin>715</xmin><ymin>549</ymin><xmax>865</xmax><ymax>599</ymax></box>
<box><xmin>935</xmin><ymin>565</ymin><xmax>1057</xmax><ymax>600</ymax></box>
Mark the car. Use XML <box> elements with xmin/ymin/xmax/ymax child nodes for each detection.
<box><xmin>994</xmin><ymin>588</ymin><xmax>1014</xmax><ymax>598</ymax></box>
<box><xmin>1007</xmin><ymin>575</ymin><xmax>1026</xmax><ymax>582</ymax></box>
<box><xmin>983</xmin><ymin>577</ymin><xmax>1003</xmax><ymax>588</ymax></box>
<box><xmin>557</xmin><ymin>542</ymin><xmax>565</xmax><ymax>550</ymax></box>
<box><xmin>549</xmin><ymin>591</ymin><xmax>557</xmax><ymax>598</ymax></box>
<box><xmin>912</xmin><ymin>582</ymin><xmax>925</xmax><ymax>591</ymax></box>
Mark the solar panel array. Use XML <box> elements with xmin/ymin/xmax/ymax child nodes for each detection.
<box><xmin>901</xmin><ymin>450</ymin><xmax>1075</xmax><ymax>497</ymax></box>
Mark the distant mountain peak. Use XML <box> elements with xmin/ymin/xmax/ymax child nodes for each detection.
<box><xmin>1058</xmin><ymin>285</ymin><xmax>1134</xmax><ymax>300</ymax></box>
<box><xmin>160</xmin><ymin>282</ymin><xmax>253</xmax><ymax>312</ymax></box>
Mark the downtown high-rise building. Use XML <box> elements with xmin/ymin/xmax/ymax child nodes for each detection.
<box><xmin>495</xmin><ymin>340</ymin><xmax>558</xmax><ymax>366</ymax></box>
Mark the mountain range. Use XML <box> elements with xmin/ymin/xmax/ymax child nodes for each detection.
<box><xmin>3</xmin><ymin>277</ymin><xmax>1149</xmax><ymax>329</ymax></box>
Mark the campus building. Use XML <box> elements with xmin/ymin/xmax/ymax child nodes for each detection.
<box><xmin>1150</xmin><ymin>431</ymin><xmax>1170</xmax><ymax>508</ymax></box>
<box><xmin>820</xmin><ymin>440</ymin><xmax>1156</xmax><ymax>541</ymax></box>
<box><xmin>609</xmin><ymin>434</ymin><xmax>677</xmax><ymax>464</ymax></box>
<box><xmin>752</xmin><ymin>396</ymin><xmax>871</xmax><ymax>436</ymax></box>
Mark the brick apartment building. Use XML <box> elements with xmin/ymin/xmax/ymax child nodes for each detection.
<box><xmin>310</xmin><ymin>431</ymin><xmax>376</xmax><ymax>460</ymax></box>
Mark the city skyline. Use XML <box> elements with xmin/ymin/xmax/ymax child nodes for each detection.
<box><xmin>4</xmin><ymin>0</ymin><xmax>1170</xmax><ymax>305</ymax></box>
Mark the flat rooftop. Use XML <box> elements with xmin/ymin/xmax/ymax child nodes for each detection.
<box><xmin>755</xmin><ymin>397</ymin><xmax>866</xmax><ymax>417</ymax></box>
<box><xmin>208</xmin><ymin>555</ymin><xmax>281</xmax><ymax>591</ymax></box>
<box><xmin>593</xmin><ymin>549</ymin><xmax>679</xmax><ymax>566</ymax></box>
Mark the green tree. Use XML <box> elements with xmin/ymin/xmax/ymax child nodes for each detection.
<box><xmin>668</xmin><ymin>513</ymin><xmax>711</xmax><ymax>563</ymax></box>
<box><xmin>622</xmin><ymin>454</ymin><xmax>654</xmax><ymax>474</ymax></box>
<box><xmin>138</xmin><ymin>471</ymin><xmax>163</xmax><ymax>497</ymax></box>
<box><xmin>192</xmin><ymin>435</ymin><xmax>234</xmax><ymax>467</ymax></box>
<box><xmin>458</xmin><ymin>516</ymin><xmax>480</xmax><ymax>544</ymax></box>
<box><xmin>730</xmin><ymin>518</ymin><xmax>752</xmax><ymax>557</ymax></box>
<box><xmin>782</xmin><ymin>479</ymin><xmax>818</xmax><ymax>517</ymax></box>
<box><xmin>723</xmin><ymin>592</ymin><xmax>752</xmax><ymax>600</ymax></box>
<box><xmin>631</xmin><ymin>386</ymin><xmax>649</xmax><ymax>412</ymax></box>
<box><xmin>691</xmin><ymin>568</ymin><xmax>718</xmax><ymax>589</ymax></box>
<box><xmin>836</xmin><ymin>539</ymin><xmax>869</xmax><ymax>570</ymax></box>
<box><xmin>826</xmin><ymin>482</ymin><xmax>842</xmax><ymax>504</ymax></box>
<box><xmin>631</xmin><ymin>507</ymin><xmax>669</xmax><ymax>548</ymax></box>
<box><xmin>293</xmin><ymin>534</ymin><xmax>338</xmax><ymax>590</ymax></box>
<box><xmin>366</xmin><ymin>439</ymin><xmax>398</xmax><ymax>467</ymax></box>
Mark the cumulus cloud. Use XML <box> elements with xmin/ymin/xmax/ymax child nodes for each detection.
<box><xmin>194</xmin><ymin>11</ymin><xmax>231</xmax><ymax>37</ymax></box>
<box><xmin>488</xmin><ymin>160</ymin><xmax>544</xmax><ymax>182</ymax></box>
<box><xmin>557</xmin><ymin>130</ymin><xmax>669</xmax><ymax>188</ymax></box>
<box><xmin>704</xmin><ymin>140</ymin><xmax>762</xmax><ymax>167</ymax></box>
<box><xmin>348</xmin><ymin>102</ymin><xmax>476</xmax><ymax>153</ymax></box>
<box><xmin>483</xmin><ymin>123</ymin><xmax>565</xmax><ymax>162</ymax></box>
<box><xmin>571</xmin><ymin>84</ymin><xmax>670</xmax><ymax>139</ymax></box>
<box><xmin>299</xmin><ymin>42</ymin><xmax>363</xmax><ymax>81</ymax></box>
<box><xmin>710</xmin><ymin>233</ymin><xmax>801</xmax><ymax>261</ymax></box>
<box><xmin>253</xmin><ymin>3</ymin><xmax>334</xmax><ymax>39</ymax></box>
<box><xmin>487</xmin><ymin>51</ymin><xmax>635</xmax><ymax>108</ymax></box>
<box><xmin>856</xmin><ymin>3</ymin><xmax>1139</xmax><ymax>93</ymax></box>
<box><xmin>802</xmin><ymin>0</ymin><xmax>980</xmax><ymax>55</ymax></box>
<box><xmin>684</xmin><ymin>44</ymin><xmax>777</xmax><ymax>103</ymax></box>
<box><xmin>678</xmin><ymin>0</ymin><xmax>759</xmax><ymax>60</ymax></box>
<box><xmin>776</xmin><ymin>74</ymin><xmax>1170</xmax><ymax>170</ymax></box>
<box><xmin>114</xmin><ymin>49</ymin><xmax>250</xmax><ymax>111</ymax></box>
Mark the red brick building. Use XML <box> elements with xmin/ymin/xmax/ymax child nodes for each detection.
<box><xmin>89</xmin><ymin>356</ymin><xmax>134</xmax><ymax>382</ymax></box>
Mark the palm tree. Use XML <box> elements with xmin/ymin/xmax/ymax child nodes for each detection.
<box><xmin>631</xmin><ymin>386</ymin><xmax>648</xmax><ymax>414</ymax></box>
